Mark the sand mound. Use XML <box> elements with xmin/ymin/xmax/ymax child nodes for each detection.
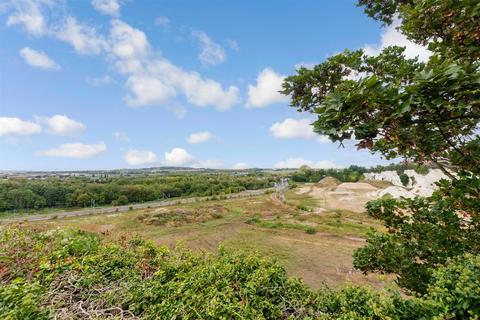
<box><xmin>316</xmin><ymin>176</ymin><xmax>341</xmax><ymax>188</ymax></box>
<box><xmin>336</xmin><ymin>182</ymin><xmax>378</xmax><ymax>191</ymax></box>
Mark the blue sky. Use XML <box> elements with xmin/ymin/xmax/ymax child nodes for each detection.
<box><xmin>0</xmin><ymin>0</ymin><xmax>427</xmax><ymax>170</ymax></box>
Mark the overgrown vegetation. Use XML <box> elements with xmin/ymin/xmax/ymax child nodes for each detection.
<box><xmin>283</xmin><ymin>0</ymin><xmax>479</xmax><ymax>307</ymax></box>
<box><xmin>136</xmin><ymin>205</ymin><xmax>226</xmax><ymax>226</ymax></box>
<box><xmin>0</xmin><ymin>173</ymin><xmax>275</xmax><ymax>213</ymax></box>
<box><xmin>2</xmin><ymin>227</ymin><xmax>479</xmax><ymax>319</ymax></box>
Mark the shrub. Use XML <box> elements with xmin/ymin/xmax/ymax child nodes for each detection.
<box><xmin>0</xmin><ymin>227</ymin><xmax>472</xmax><ymax>319</ymax></box>
<box><xmin>305</xmin><ymin>226</ymin><xmax>317</xmax><ymax>234</ymax></box>
<box><xmin>414</xmin><ymin>164</ymin><xmax>430</xmax><ymax>176</ymax></box>
<box><xmin>425</xmin><ymin>254</ymin><xmax>480</xmax><ymax>319</ymax></box>
<box><xmin>399</xmin><ymin>172</ymin><xmax>409</xmax><ymax>187</ymax></box>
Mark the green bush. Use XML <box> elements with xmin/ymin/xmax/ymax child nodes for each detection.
<box><xmin>425</xmin><ymin>254</ymin><xmax>480</xmax><ymax>319</ymax></box>
<box><xmin>414</xmin><ymin>164</ymin><xmax>430</xmax><ymax>176</ymax></box>
<box><xmin>0</xmin><ymin>227</ymin><xmax>473</xmax><ymax>319</ymax></box>
<box><xmin>398</xmin><ymin>172</ymin><xmax>409</xmax><ymax>187</ymax></box>
<box><xmin>305</xmin><ymin>226</ymin><xmax>317</xmax><ymax>234</ymax></box>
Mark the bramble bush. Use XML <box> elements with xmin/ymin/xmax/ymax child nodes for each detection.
<box><xmin>1</xmin><ymin>227</ymin><xmax>478</xmax><ymax>319</ymax></box>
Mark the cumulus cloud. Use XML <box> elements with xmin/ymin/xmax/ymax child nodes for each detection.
<box><xmin>108</xmin><ymin>21</ymin><xmax>239</xmax><ymax>110</ymax></box>
<box><xmin>187</xmin><ymin>131</ymin><xmax>212</xmax><ymax>144</ymax></box>
<box><xmin>270</xmin><ymin>118</ymin><xmax>330</xmax><ymax>143</ymax></box>
<box><xmin>34</xmin><ymin>115</ymin><xmax>85</xmax><ymax>136</ymax></box>
<box><xmin>363</xmin><ymin>18</ymin><xmax>430</xmax><ymax>62</ymax></box>
<box><xmin>19</xmin><ymin>47</ymin><xmax>59</xmax><ymax>70</ymax></box>
<box><xmin>37</xmin><ymin>142</ymin><xmax>106</xmax><ymax>158</ymax></box>
<box><xmin>274</xmin><ymin>158</ymin><xmax>339</xmax><ymax>169</ymax></box>
<box><xmin>5</xmin><ymin>0</ymin><xmax>54</xmax><ymax>36</ymax></box>
<box><xmin>109</xmin><ymin>19</ymin><xmax>149</xmax><ymax>60</ymax></box>
<box><xmin>164</xmin><ymin>148</ymin><xmax>195</xmax><ymax>166</ymax></box>
<box><xmin>124</xmin><ymin>149</ymin><xmax>157</xmax><ymax>166</ymax></box>
<box><xmin>91</xmin><ymin>0</ymin><xmax>120</xmax><ymax>17</ymax></box>
<box><xmin>125</xmin><ymin>59</ymin><xmax>239</xmax><ymax>110</ymax></box>
<box><xmin>0</xmin><ymin>117</ymin><xmax>42</xmax><ymax>136</ymax></box>
<box><xmin>233</xmin><ymin>162</ymin><xmax>249</xmax><ymax>170</ymax></box>
<box><xmin>55</xmin><ymin>16</ymin><xmax>107</xmax><ymax>55</ymax></box>
<box><xmin>125</xmin><ymin>75</ymin><xmax>176</xmax><ymax>106</ymax></box>
<box><xmin>192</xmin><ymin>30</ymin><xmax>226</xmax><ymax>66</ymax></box>
<box><xmin>270</xmin><ymin>118</ymin><xmax>315</xmax><ymax>139</ymax></box>
<box><xmin>246</xmin><ymin>68</ymin><xmax>288</xmax><ymax>108</ymax></box>
<box><xmin>4</xmin><ymin>3</ymin><xmax>240</xmax><ymax>111</ymax></box>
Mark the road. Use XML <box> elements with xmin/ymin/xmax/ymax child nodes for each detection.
<box><xmin>2</xmin><ymin>189</ymin><xmax>269</xmax><ymax>223</ymax></box>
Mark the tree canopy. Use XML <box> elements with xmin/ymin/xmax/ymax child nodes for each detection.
<box><xmin>283</xmin><ymin>0</ymin><xmax>480</xmax><ymax>295</ymax></box>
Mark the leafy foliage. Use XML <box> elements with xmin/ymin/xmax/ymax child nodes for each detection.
<box><xmin>358</xmin><ymin>0</ymin><xmax>480</xmax><ymax>60</ymax></box>
<box><xmin>0</xmin><ymin>227</ymin><xmax>460</xmax><ymax>319</ymax></box>
<box><xmin>0</xmin><ymin>173</ymin><xmax>275</xmax><ymax>213</ymax></box>
<box><xmin>426</xmin><ymin>254</ymin><xmax>480</xmax><ymax>319</ymax></box>
<box><xmin>291</xmin><ymin>165</ymin><xmax>367</xmax><ymax>183</ymax></box>
<box><xmin>282</xmin><ymin>0</ymin><xmax>480</xmax><ymax>299</ymax></box>
<box><xmin>283</xmin><ymin>48</ymin><xmax>479</xmax><ymax>170</ymax></box>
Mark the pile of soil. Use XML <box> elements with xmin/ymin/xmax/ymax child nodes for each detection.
<box><xmin>316</xmin><ymin>176</ymin><xmax>341</xmax><ymax>189</ymax></box>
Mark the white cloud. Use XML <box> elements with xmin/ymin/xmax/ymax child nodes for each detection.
<box><xmin>124</xmin><ymin>149</ymin><xmax>157</xmax><ymax>166</ymax></box>
<box><xmin>38</xmin><ymin>142</ymin><xmax>106</xmax><ymax>158</ymax></box>
<box><xmin>269</xmin><ymin>118</ymin><xmax>330</xmax><ymax>143</ymax></box>
<box><xmin>86</xmin><ymin>75</ymin><xmax>113</xmax><ymax>86</ymax></box>
<box><xmin>0</xmin><ymin>117</ymin><xmax>42</xmax><ymax>136</ymax></box>
<box><xmin>363</xmin><ymin>18</ymin><xmax>430</xmax><ymax>62</ymax></box>
<box><xmin>192</xmin><ymin>30</ymin><xmax>226</xmax><ymax>66</ymax></box>
<box><xmin>187</xmin><ymin>131</ymin><xmax>212</xmax><ymax>144</ymax></box>
<box><xmin>274</xmin><ymin>158</ymin><xmax>339</xmax><ymax>169</ymax></box>
<box><xmin>125</xmin><ymin>75</ymin><xmax>176</xmax><ymax>106</ymax></box>
<box><xmin>5</xmin><ymin>0</ymin><xmax>54</xmax><ymax>36</ymax></box>
<box><xmin>113</xmin><ymin>131</ymin><xmax>129</xmax><ymax>141</ymax></box>
<box><xmin>131</xmin><ymin>59</ymin><xmax>239</xmax><ymax>110</ymax></box>
<box><xmin>34</xmin><ymin>115</ymin><xmax>85</xmax><ymax>136</ymax></box>
<box><xmin>19</xmin><ymin>47</ymin><xmax>59</xmax><ymax>70</ymax></box>
<box><xmin>154</xmin><ymin>16</ymin><xmax>170</xmax><ymax>28</ymax></box>
<box><xmin>233</xmin><ymin>162</ymin><xmax>249</xmax><ymax>170</ymax></box>
<box><xmin>270</xmin><ymin>118</ymin><xmax>315</xmax><ymax>139</ymax></box>
<box><xmin>109</xmin><ymin>19</ymin><xmax>149</xmax><ymax>61</ymax></box>
<box><xmin>4</xmin><ymin>5</ymin><xmax>240</xmax><ymax>112</ymax></box>
<box><xmin>91</xmin><ymin>0</ymin><xmax>120</xmax><ymax>17</ymax></box>
<box><xmin>55</xmin><ymin>16</ymin><xmax>107</xmax><ymax>55</ymax></box>
<box><xmin>164</xmin><ymin>148</ymin><xmax>195</xmax><ymax>166</ymax></box>
<box><xmin>107</xmin><ymin>21</ymin><xmax>239</xmax><ymax>110</ymax></box>
<box><xmin>246</xmin><ymin>68</ymin><xmax>288</xmax><ymax>108</ymax></box>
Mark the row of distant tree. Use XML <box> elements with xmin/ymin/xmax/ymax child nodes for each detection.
<box><xmin>290</xmin><ymin>163</ymin><xmax>430</xmax><ymax>183</ymax></box>
<box><xmin>0</xmin><ymin>173</ymin><xmax>276</xmax><ymax>212</ymax></box>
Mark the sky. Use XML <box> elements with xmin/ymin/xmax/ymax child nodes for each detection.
<box><xmin>0</xmin><ymin>0</ymin><xmax>429</xmax><ymax>171</ymax></box>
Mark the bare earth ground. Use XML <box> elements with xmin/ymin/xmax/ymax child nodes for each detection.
<box><xmin>3</xmin><ymin>181</ymin><xmax>394</xmax><ymax>290</ymax></box>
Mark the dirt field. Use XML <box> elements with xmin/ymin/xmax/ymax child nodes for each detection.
<box><xmin>295</xmin><ymin>180</ymin><xmax>380</xmax><ymax>213</ymax></box>
<box><xmin>7</xmin><ymin>181</ymin><xmax>393</xmax><ymax>290</ymax></box>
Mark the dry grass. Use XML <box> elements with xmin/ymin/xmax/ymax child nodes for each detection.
<box><xmin>17</xmin><ymin>189</ymin><xmax>392</xmax><ymax>290</ymax></box>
